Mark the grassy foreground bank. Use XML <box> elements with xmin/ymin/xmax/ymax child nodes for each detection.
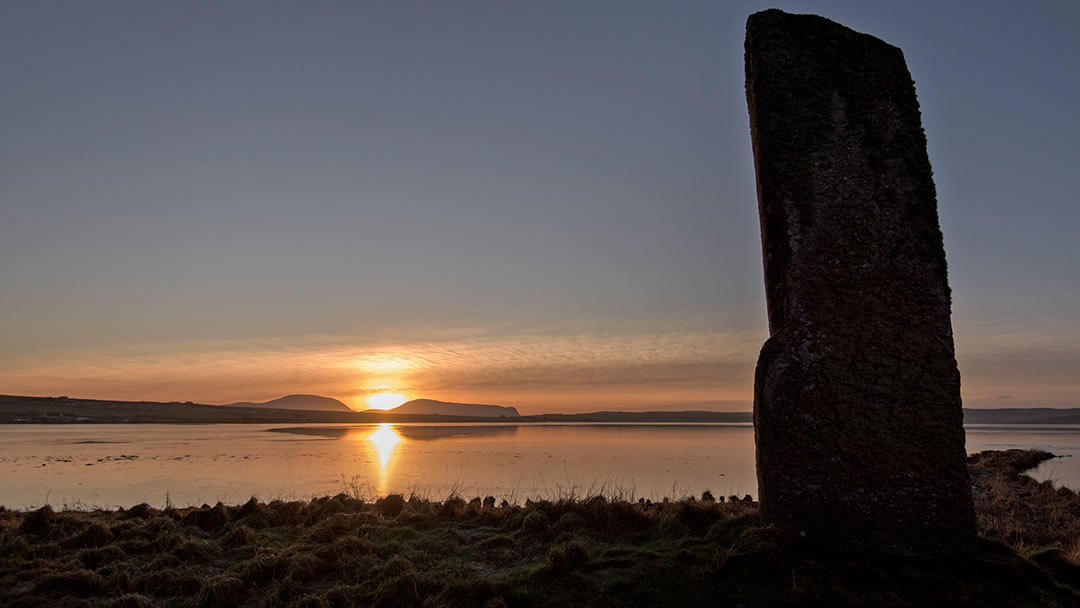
<box><xmin>2</xmin><ymin>450</ymin><xmax>1079</xmax><ymax>607</ymax></box>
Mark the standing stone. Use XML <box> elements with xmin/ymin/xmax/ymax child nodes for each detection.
<box><xmin>744</xmin><ymin>9</ymin><xmax>975</xmax><ymax>553</ymax></box>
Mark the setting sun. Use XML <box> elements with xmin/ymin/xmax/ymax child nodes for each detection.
<box><xmin>366</xmin><ymin>392</ymin><xmax>409</xmax><ymax>410</ymax></box>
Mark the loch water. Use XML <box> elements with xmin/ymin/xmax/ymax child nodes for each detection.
<box><xmin>1</xmin><ymin>423</ymin><xmax>1077</xmax><ymax>509</ymax></box>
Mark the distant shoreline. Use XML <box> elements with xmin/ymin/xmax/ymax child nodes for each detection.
<box><xmin>0</xmin><ymin>393</ymin><xmax>751</xmax><ymax>425</ymax></box>
<box><xmin>3</xmin><ymin>394</ymin><xmax>1080</xmax><ymax>425</ymax></box>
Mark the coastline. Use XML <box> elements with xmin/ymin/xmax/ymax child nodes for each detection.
<box><xmin>4</xmin><ymin>395</ymin><xmax>1080</xmax><ymax>425</ymax></box>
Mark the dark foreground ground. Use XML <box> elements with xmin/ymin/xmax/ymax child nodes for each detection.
<box><xmin>2</xmin><ymin>450</ymin><xmax>1079</xmax><ymax>607</ymax></box>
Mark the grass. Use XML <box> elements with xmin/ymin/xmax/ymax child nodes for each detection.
<box><xmin>0</xmin><ymin>450</ymin><xmax>1078</xmax><ymax>607</ymax></box>
<box><xmin>969</xmin><ymin>450</ymin><xmax>1080</xmax><ymax>560</ymax></box>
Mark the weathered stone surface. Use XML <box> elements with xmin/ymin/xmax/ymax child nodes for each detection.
<box><xmin>745</xmin><ymin>9</ymin><xmax>975</xmax><ymax>553</ymax></box>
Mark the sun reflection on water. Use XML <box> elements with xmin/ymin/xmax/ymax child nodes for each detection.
<box><xmin>370</xmin><ymin>424</ymin><xmax>402</xmax><ymax>468</ymax></box>
<box><xmin>368</xmin><ymin>424</ymin><xmax>403</xmax><ymax>494</ymax></box>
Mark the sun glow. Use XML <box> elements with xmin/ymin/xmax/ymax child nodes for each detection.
<box><xmin>357</xmin><ymin>356</ymin><xmax>417</xmax><ymax>372</ymax></box>
<box><xmin>366</xmin><ymin>392</ymin><xmax>408</xmax><ymax>410</ymax></box>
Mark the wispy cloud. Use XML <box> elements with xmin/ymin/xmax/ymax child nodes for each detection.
<box><xmin>3</xmin><ymin>318</ymin><xmax>1074</xmax><ymax>412</ymax></box>
<box><xmin>0</xmin><ymin>327</ymin><xmax>765</xmax><ymax>412</ymax></box>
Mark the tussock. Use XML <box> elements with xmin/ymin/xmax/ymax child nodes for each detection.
<box><xmin>438</xmin><ymin>496</ymin><xmax>466</xmax><ymax>519</ymax></box>
<box><xmin>99</xmin><ymin>593</ymin><xmax>157</xmax><ymax>608</ymax></box>
<box><xmin>170</xmin><ymin>538</ymin><xmax>219</xmax><ymax>563</ymax></box>
<box><xmin>544</xmin><ymin>541</ymin><xmax>589</xmax><ymax>575</ymax></box>
<box><xmin>191</xmin><ymin>574</ymin><xmax>247</xmax><ymax>608</ymax></box>
<box><xmin>181</xmin><ymin>502</ymin><xmax>229</xmax><ymax>531</ymax></box>
<box><xmin>19</xmin><ymin>504</ymin><xmax>56</xmax><ymax>535</ymax></box>
<box><xmin>221</xmin><ymin>524</ymin><xmax>257</xmax><ymax>548</ymax></box>
<box><xmin>31</xmin><ymin>568</ymin><xmax>102</xmax><ymax>595</ymax></box>
<box><xmin>135</xmin><ymin>565</ymin><xmax>204</xmax><ymax>597</ymax></box>
<box><xmin>235</xmin><ymin>496</ymin><xmax>260</xmax><ymax>519</ymax></box>
<box><xmin>60</xmin><ymin>521</ymin><xmax>114</xmax><ymax>549</ymax></box>
<box><xmin>122</xmin><ymin>503</ymin><xmax>156</xmax><ymax>520</ymax></box>
<box><xmin>76</xmin><ymin>544</ymin><xmax>126</xmax><ymax>569</ymax></box>
<box><xmin>237</xmin><ymin>546</ymin><xmax>287</xmax><ymax>584</ymax></box>
<box><xmin>284</xmin><ymin>550</ymin><xmax>326</xmax><ymax>584</ymax></box>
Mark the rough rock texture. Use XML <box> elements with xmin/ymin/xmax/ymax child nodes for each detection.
<box><xmin>745</xmin><ymin>9</ymin><xmax>975</xmax><ymax>554</ymax></box>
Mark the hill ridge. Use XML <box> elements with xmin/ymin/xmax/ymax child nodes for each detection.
<box><xmin>225</xmin><ymin>394</ymin><xmax>354</xmax><ymax>412</ymax></box>
<box><xmin>384</xmin><ymin>398</ymin><xmax>521</xmax><ymax>418</ymax></box>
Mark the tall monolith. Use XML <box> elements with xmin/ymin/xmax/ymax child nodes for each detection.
<box><xmin>745</xmin><ymin>9</ymin><xmax>975</xmax><ymax>554</ymax></box>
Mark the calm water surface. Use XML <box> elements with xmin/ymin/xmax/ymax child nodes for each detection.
<box><xmin>0</xmin><ymin>423</ymin><xmax>1077</xmax><ymax>509</ymax></box>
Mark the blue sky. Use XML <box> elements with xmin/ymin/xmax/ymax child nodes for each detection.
<box><xmin>1</xmin><ymin>1</ymin><xmax>1077</xmax><ymax>411</ymax></box>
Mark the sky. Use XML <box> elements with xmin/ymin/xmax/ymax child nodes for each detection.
<box><xmin>1</xmin><ymin>1</ymin><xmax>1077</xmax><ymax>413</ymax></box>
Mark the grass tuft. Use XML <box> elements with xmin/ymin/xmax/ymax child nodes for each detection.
<box><xmin>171</xmin><ymin>537</ymin><xmax>219</xmax><ymax>563</ymax></box>
<box><xmin>98</xmin><ymin>592</ymin><xmax>157</xmax><ymax>608</ymax></box>
<box><xmin>19</xmin><ymin>505</ymin><xmax>56</xmax><ymax>536</ymax></box>
<box><xmin>191</xmin><ymin>574</ymin><xmax>247</xmax><ymax>608</ymax></box>
<box><xmin>31</xmin><ymin>568</ymin><xmax>102</xmax><ymax>595</ymax></box>
<box><xmin>544</xmin><ymin>540</ymin><xmax>589</xmax><ymax>575</ymax></box>
<box><xmin>122</xmin><ymin>504</ymin><xmax>156</xmax><ymax>520</ymax></box>
<box><xmin>61</xmin><ymin>522</ymin><xmax>114</xmax><ymax>549</ymax></box>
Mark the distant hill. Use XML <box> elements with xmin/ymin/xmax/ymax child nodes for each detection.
<box><xmin>385</xmin><ymin>399</ymin><xmax>520</xmax><ymax>418</ymax></box>
<box><xmin>226</xmin><ymin>394</ymin><xmax>354</xmax><ymax>413</ymax></box>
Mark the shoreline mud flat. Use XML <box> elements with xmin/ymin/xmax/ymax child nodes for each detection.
<box><xmin>1</xmin><ymin>450</ymin><xmax>1079</xmax><ymax>607</ymax></box>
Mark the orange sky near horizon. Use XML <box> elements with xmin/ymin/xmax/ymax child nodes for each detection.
<box><xmin>0</xmin><ymin>329</ymin><xmax>761</xmax><ymax>414</ymax></box>
<box><xmin>1</xmin><ymin>319</ymin><xmax>1077</xmax><ymax>414</ymax></box>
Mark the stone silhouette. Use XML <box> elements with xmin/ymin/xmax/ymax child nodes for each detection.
<box><xmin>744</xmin><ymin>9</ymin><xmax>976</xmax><ymax>553</ymax></box>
